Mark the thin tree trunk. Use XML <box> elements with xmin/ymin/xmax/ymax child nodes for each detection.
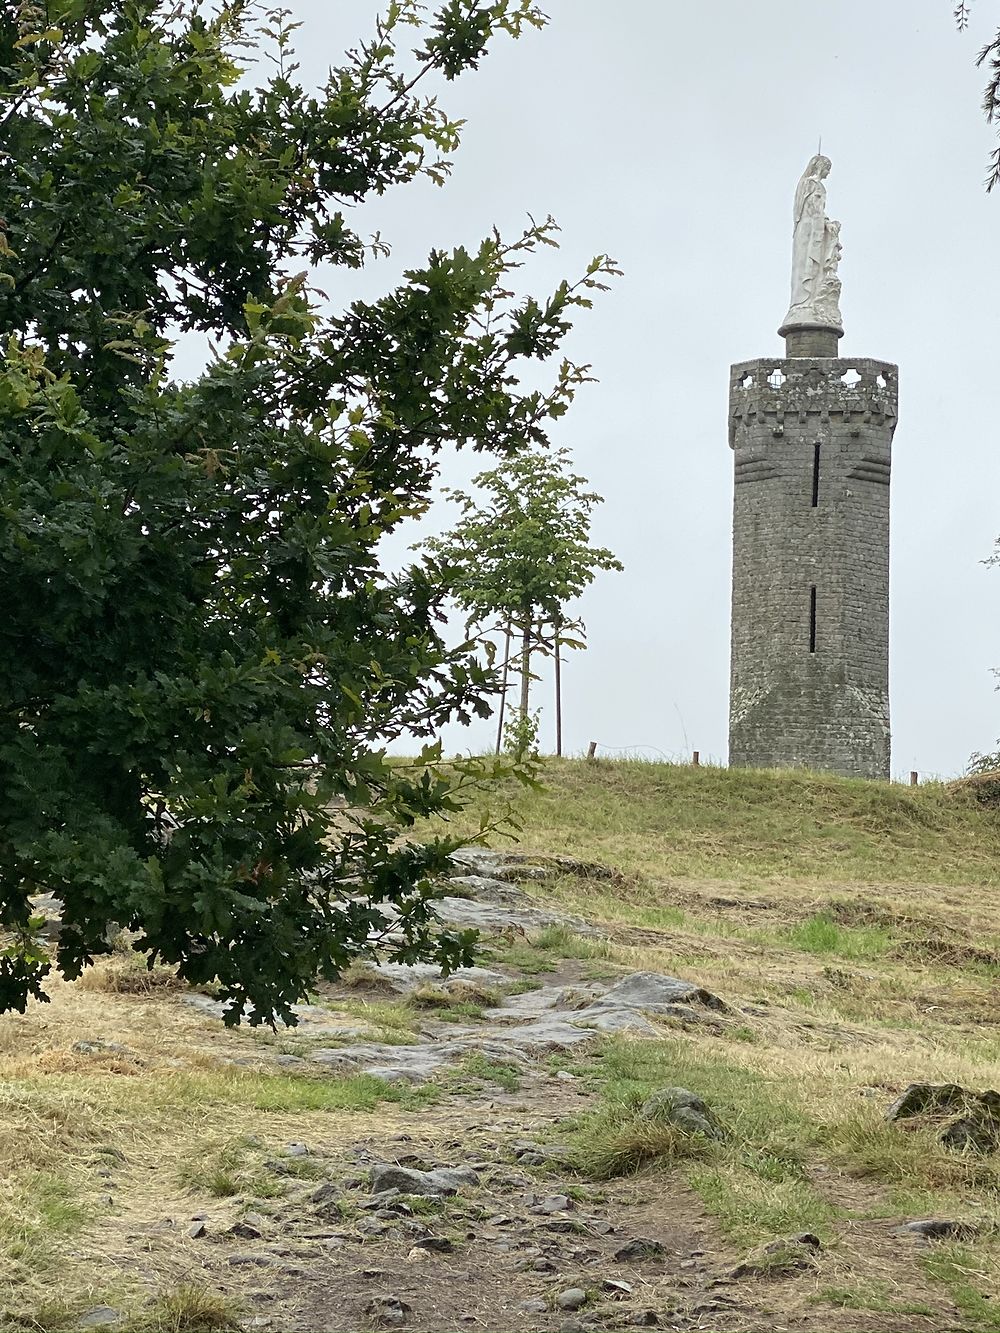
<box><xmin>495</xmin><ymin>616</ymin><xmax>512</xmax><ymax>754</ymax></box>
<box><xmin>554</xmin><ymin>617</ymin><xmax>562</xmax><ymax>758</ymax></box>
<box><xmin>519</xmin><ymin>612</ymin><xmax>532</xmax><ymax>723</ymax></box>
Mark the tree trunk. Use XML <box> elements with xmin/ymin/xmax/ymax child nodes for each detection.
<box><xmin>495</xmin><ymin>616</ymin><xmax>512</xmax><ymax>754</ymax></box>
<box><xmin>519</xmin><ymin>612</ymin><xmax>532</xmax><ymax>722</ymax></box>
<box><xmin>554</xmin><ymin>617</ymin><xmax>562</xmax><ymax>758</ymax></box>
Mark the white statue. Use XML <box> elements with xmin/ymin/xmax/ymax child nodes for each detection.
<box><xmin>781</xmin><ymin>154</ymin><xmax>843</xmax><ymax>331</ymax></box>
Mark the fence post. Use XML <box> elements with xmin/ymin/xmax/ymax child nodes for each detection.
<box><xmin>910</xmin><ymin>771</ymin><xmax>918</xmax><ymax>787</ymax></box>
<box><xmin>586</xmin><ymin>741</ymin><xmax>597</xmax><ymax>761</ymax></box>
<box><xmin>692</xmin><ymin>750</ymin><xmax>700</xmax><ymax>767</ymax></box>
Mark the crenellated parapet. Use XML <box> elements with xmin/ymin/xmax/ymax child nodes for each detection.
<box><xmin>729</xmin><ymin>358</ymin><xmax>898</xmax><ymax>449</ymax></box>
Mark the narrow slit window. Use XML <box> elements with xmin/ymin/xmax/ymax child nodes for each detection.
<box><xmin>809</xmin><ymin>586</ymin><xmax>817</xmax><ymax>653</ymax></box>
<box><xmin>811</xmin><ymin>443</ymin><xmax>821</xmax><ymax>507</ymax></box>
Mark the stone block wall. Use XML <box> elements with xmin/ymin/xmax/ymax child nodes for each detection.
<box><xmin>728</xmin><ymin>357</ymin><xmax>899</xmax><ymax>779</ymax></box>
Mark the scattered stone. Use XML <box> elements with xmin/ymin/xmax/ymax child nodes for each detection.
<box><xmin>186</xmin><ymin>1221</ymin><xmax>207</xmax><ymax>1239</ymax></box>
<box><xmin>365</xmin><ymin>1296</ymin><xmax>412</xmax><ymax>1327</ymax></box>
<box><xmin>892</xmin><ymin>1219</ymin><xmax>979</xmax><ymax>1241</ymax></box>
<box><xmin>614</xmin><ymin>1238</ymin><xmax>665</xmax><ymax>1262</ymax></box>
<box><xmin>411</xmin><ymin>1236</ymin><xmax>455</xmax><ymax>1254</ymax></box>
<box><xmin>638</xmin><ymin>1087</ymin><xmax>723</xmax><ymax>1140</ymax></box>
<box><xmin>518</xmin><ymin>1299</ymin><xmax>549</xmax><ymax>1316</ymax></box>
<box><xmin>73</xmin><ymin>1039</ymin><xmax>136</xmax><ymax>1057</ymax></box>
<box><xmin>886</xmin><ymin>1083</ymin><xmax>1000</xmax><ymax>1153</ymax></box>
<box><xmin>730</xmin><ymin>1235</ymin><xmax>821</xmax><ymax>1279</ymax></box>
<box><xmin>284</xmin><ymin>1142</ymin><xmax>310</xmax><ymax>1157</ymax></box>
<box><xmin>788</xmin><ymin>1233</ymin><xmax>821</xmax><ymax>1249</ymax></box>
<box><xmin>629</xmin><ymin>1313</ymin><xmax>659</xmax><ymax>1327</ymax></box>
<box><xmin>534</xmin><ymin>1194</ymin><xmax>575</xmax><ymax>1214</ymax></box>
<box><xmin>555</xmin><ymin>1289</ymin><xmax>588</xmax><ymax>1311</ymax></box>
<box><xmin>370</xmin><ymin>1164</ymin><xmax>479</xmax><ymax>1196</ymax></box>
<box><xmin>77</xmin><ymin>1309</ymin><xmax>122</xmax><ymax>1329</ymax></box>
<box><xmin>310</xmin><ymin>1182</ymin><xmax>339</xmax><ymax>1205</ymax></box>
<box><xmin>358</xmin><ymin>1188</ymin><xmax>402</xmax><ymax>1210</ymax></box>
<box><xmin>227</xmin><ymin>1220</ymin><xmax>263</xmax><ymax>1240</ymax></box>
<box><xmin>227</xmin><ymin>1254</ymin><xmax>277</xmax><ymax>1268</ymax></box>
<box><xmin>602</xmin><ymin>1279</ymin><xmax>634</xmax><ymax>1298</ymax></box>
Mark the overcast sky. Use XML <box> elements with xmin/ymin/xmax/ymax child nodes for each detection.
<box><xmin>273</xmin><ymin>1</ymin><xmax>1000</xmax><ymax>779</ymax></box>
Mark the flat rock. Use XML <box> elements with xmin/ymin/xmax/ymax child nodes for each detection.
<box><xmin>77</xmin><ymin>1310</ymin><xmax>122</xmax><ymax>1329</ymax></box>
<box><xmin>585</xmin><ymin>972</ymin><xmax>726</xmax><ymax>1015</ymax></box>
<box><xmin>362</xmin><ymin>962</ymin><xmax>508</xmax><ymax>994</ymax></box>
<box><xmin>555</xmin><ymin>1288</ymin><xmax>588</xmax><ymax>1311</ymax></box>
<box><xmin>370</xmin><ymin>1164</ymin><xmax>479</xmax><ymax>1196</ymax></box>
<box><xmin>447</xmin><ymin>875</ymin><xmax>531</xmax><ymax>906</ymax></box>
<box><xmin>432</xmin><ymin>896</ymin><xmax>599</xmax><ymax>936</ymax></box>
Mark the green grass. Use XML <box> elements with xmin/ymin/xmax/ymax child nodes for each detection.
<box><xmin>1</xmin><ymin>1172</ymin><xmax>90</xmax><ymax>1262</ymax></box>
<box><xmin>552</xmin><ymin>1036</ymin><xmax>840</xmax><ymax>1242</ymax></box>
<box><xmin>781</xmin><ymin>912</ymin><xmax>895</xmax><ymax>960</ymax></box>
<box><xmin>483</xmin><ymin>923</ymin><xmax>613</xmax><ymax>975</ymax></box>
<box><xmin>812</xmin><ymin>1284</ymin><xmax>934</xmax><ymax>1317</ymax></box>
<box><xmin>427</xmin><ymin>757</ymin><xmax>1000</xmax><ymax>886</ymax></box>
<box><xmin>138</xmin><ymin>1283</ymin><xmax>243</xmax><ymax>1332</ymax></box>
<box><xmin>445</xmin><ymin>1053</ymin><xmax>522</xmax><ymax>1093</ymax></box>
<box><xmin>923</xmin><ymin>1245</ymin><xmax>1000</xmax><ymax>1330</ymax></box>
<box><xmin>177</xmin><ymin>1136</ymin><xmax>287</xmax><ymax>1199</ymax></box>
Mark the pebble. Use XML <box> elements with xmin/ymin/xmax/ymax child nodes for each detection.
<box><xmin>555</xmin><ymin>1288</ymin><xmax>588</xmax><ymax>1311</ymax></box>
<box><xmin>518</xmin><ymin>1299</ymin><xmax>549</xmax><ymax>1315</ymax></box>
<box><xmin>285</xmin><ymin>1142</ymin><xmax>309</xmax><ymax>1157</ymax></box>
<box><xmin>536</xmin><ymin>1194</ymin><xmax>574</xmax><ymax>1214</ymax></box>
<box><xmin>187</xmin><ymin>1221</ymin><xmax>207</xmax><ymax>1239</ymax></box>
<box><xmin>614</xmin><ymin>1237</ymin><xmax>665</xmax><ymax>1261</ymax></box>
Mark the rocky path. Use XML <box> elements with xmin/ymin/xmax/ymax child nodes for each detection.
<box><xmin>60</xmin><ymin>849</ymin><xmax>966</xmax><ymax>1332</ymax></box>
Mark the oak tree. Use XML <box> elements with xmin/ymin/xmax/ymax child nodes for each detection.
<box><xmin>0</xmin><ymin>0</ymin><xmax>613</xmax><ymax>1022</ymax></box>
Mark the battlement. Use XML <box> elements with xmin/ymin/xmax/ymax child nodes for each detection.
<box><xmin>729</xmin><ymin>357</ymin><xmax>898</xmax><ymax>449</ymax></box>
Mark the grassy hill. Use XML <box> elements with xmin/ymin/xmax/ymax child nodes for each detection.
<box><xmin>5</xmin><ymin>759</ymin><xmax>1000</xmax><ymax>1331</ymax></box>
<box><xmin>435</xmin><ymin>757</ymin><xmax>1000</xmax><ymax>887</ymax></box>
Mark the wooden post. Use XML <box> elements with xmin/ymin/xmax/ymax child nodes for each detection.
<box><xmin>586</xmin><ymin>741</ymin><xmax>597</xmax><ymax>761</ymax></box>
<box><xmin>692</xmin><ymin>750</ymin><xmax>700</xmax><ymax>767</ymax></box>
<box><xmin>495</xmin><ymin>617</ymin><xmax>512</xmax><ymax>755</ymax></box>
<box><xmin>554</xmin><ymin>621</ymin><xmax>562</xmax><ymax>758</ymax></box>
<box><xmin>910</xmin><ymin>771</ymin><xmax>918</xmax><ymax>787</ymax></box>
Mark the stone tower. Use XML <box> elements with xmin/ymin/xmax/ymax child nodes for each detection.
<box><xmin>728</xmin><ymin>157</ymin><xmax>899</xmax><ymax>779</ymax></box>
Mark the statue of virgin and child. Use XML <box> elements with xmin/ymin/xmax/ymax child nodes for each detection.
<box><xmin>781</xmin><ymin>154</ymin><xmax>844</xmax><ymax>333</ymax></box>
